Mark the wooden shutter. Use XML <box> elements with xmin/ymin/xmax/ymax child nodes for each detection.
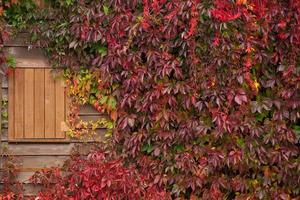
<box><xmin>8</xmin><ymin>68</ymin><xmax>68</xmax><ymax>142</ymax></box>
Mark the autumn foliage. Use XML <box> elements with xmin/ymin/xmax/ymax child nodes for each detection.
<box><xmin>1</xmin><ymin>0</ymin><xmax>300</xmax><ymax>199</ymax></box>
<box><xmin>62</xmin><ymin>0</ymin><xmax>300</xmax><ymax>198</ymax></box>
<box><xmin>30</xmin><ymin>150</ymin><xmax>170</xmax><ymax>200</ymax></box>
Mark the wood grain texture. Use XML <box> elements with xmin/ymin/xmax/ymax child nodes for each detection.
<box><xmin>24</xmin><ymin>69</ymin><xmax>35</xmax><ymax>138</ymax></box>
<box><xmin>4</xmin><ymin>47</ymin><xmax>50</xmax><ymax>68</ymax></box>
<box><xmin>19</xmin><ymin>156</ymin><xmax>68</xmax><ymax>169</ymax></box>
<box><xmin>55</xmin><ymin>79</ymin><xmax>65</xmax><ymax>139</ymax></box>
<box><xmin>6</xmin><ymin>143</ymin><xmax>75</xmax><ymax>155</ymax></box>
<box><xmin>0</xmin><ymin>156</ymin><xmax>67</xmax><ymax>170</ymax></box>
<box><xmin>34</xmin><ymin>69</ymin><xmax>45</xmax><ymax>138</ymax></box>
<box><xmin>4</xmin><ymin>67</ymin><xmax>107</xmax><ymax>142</ymax></box>
<box><xmin>79</xmin><ymin>104</ymin><xmax>101</xmax><ymax>116</ymax></box>
<box><xmin>8</xmin><ymin>72</ymin><xmax>14</xmax><ymax>140</ymax></box>
<box><xmin>3</xmin><ymin>33</ymin><xmax>31</xmax><ymax>47</ymax></box>
<box><xmin>14</xmin><ymin>69</ymin><xmax>25</xmax><ymax>139</ymax></box>
<box><xmin>44</xmin><ymin>69</ymin><xmax>55</xmax><ymax>138</ymax></box>
<box><xmin>0</xmin><ymin>77</ymin><xmax>2</xmax><ymax>154</ymax></box>
<box><xmin>0</xmin><ymin>171</ymin><xmax>32</xmax><ymax>183</ymax></box>
<box><xmin>2</xmin><ymin>126</ymin><xmax>106</xmax><ymax>142</ymax></box>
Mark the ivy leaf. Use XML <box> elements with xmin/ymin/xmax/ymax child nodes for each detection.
<box><xmin>6</xmin><ymin>55</ymin><xmax>16</xmax><ymax>68</ymax></box>
<box><xmin>174</xmin><ymin>144</ymin><xmax>184</xmax><ymax>152</ymax></box>
<box><xmin>142</xmin><ymin>143</ymin><xmax>153</xmax><ymax>154</ymax></box>
<box><xmin>293</xmin><ymin>125</ymin><xmax>300</xmax><ymax>141</ymax></box>
<box><xmin>90</xmin><ymin>87</ymin><xmax>98</xmax><ymax>94</ymax></box>
<box><xmin>97</xmin><ymin>46</ymin><xmax>107</xmax><ymax>57</ymax></box>
<box><xmin>103</xmin><ymin>5</ymin><xmax>109</xmax><ymax>15</ymax></box>
<box><xmin>69</xmin><ymin>41</ymin><xmax>77</xmax><ymax>49</ymax></box>
<box><xmin>128</xmin><ymin>118</ymin><xmax>135</xmax><ymax>127</ymax></box>
<box><xmin>100</xmin><ymin>96</ymin><xmax>108</xmax><ymax>105</ymax></box>
<box><xmin>107</xmin><ymin>96</ymin><xmax>117</xmax><ymax>109</ymax></box>
<box><xmin>66</xmin><ymin>0</ymin><xmax>74</xmax><ymax>6</ymax></box>
<box><xmin>255</xmin><ymin>112</ymin><xmax>266</xmax><ymax>122</ymax></box>
<box><xmin>110</xmin><ymin>110</ymin><xmax>118</xmax><ymax>121</ymax></box>
<box><xmin>234</xmin><ymin>89</ymin><xmax>247</xmax><ymax>105</ymax></box>
<box><xmin>236</xmin><ymin>138</ymin><xmax>245</xmax><ymax>148</ymax></box>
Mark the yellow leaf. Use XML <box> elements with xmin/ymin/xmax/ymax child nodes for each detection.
<box><xmin>254</xmin><ymin>81</ymin><xmax>260</xmax><ymax>91</ymax></box>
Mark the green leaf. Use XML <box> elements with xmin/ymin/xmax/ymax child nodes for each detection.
<box><xmin>97</xmin><ymin>46</ymin><xmax>107</xmax><ymax>57</ymax></box>
<box><xmin>100</xmin><ymin>96</ymin><xmax>108</xmax><ymax>105</ymax></box>
<box><xmin>31</xmin><ymin>33</ymin><xmax>38</xmax><ymax>42</ymax></box>
<box><xmin>90</xmin><ymin>87</ymin><xmax>98</xmax><ymax>94</ymax></box>
<box><xmin>141</xmin><ymin>143</ymin><xmax>153</xmax><ymax>154</ymax></box>
<box><xmin>255</xmin><ymin>112</ymin><xmax>266</xmax><ymax>122</ymax></box>
<box><xmin>88</xmin><ymin>96</ymin><xmax>96</xmax><ymax>104</ymax></box>
<box><xmin>103</xmin><ymin>5</ymin><xmax>110</xmax><ymax>15</ymax></box>
<box><xmin>107</xmin><ymin>96</ymin><xmax>117</xmax><ymax>109</ymax></box>
<box><xmin>236</xmin><ymin>138</ymin><xmax>245</xmax><ymax>148</ymax></box>
<box><xmin>66</xmin><ymin>0</ymin><xmax>74</xmax><ymax>6</ymax></box>
<box><xmin>7</xmin><ymin>55</ymin><xmax>16</xmax><ymax>68</ymax></box>
<box><xmin>174</xmin><ymin>144</ymin><xmax>184</xmax><ymax>152</ymax></box>
<box><xmin>293</xmin><ymin>125</ymin><xmax>300</xmax><ymax>138</ymax></box>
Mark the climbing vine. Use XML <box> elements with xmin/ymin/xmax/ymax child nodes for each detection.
<box><xmin>64</xmin><ymin>68</ymin><xmax>116</xmax><ymax>139</ymax></box>
<box><xmin>1</xmin><ymin>0</ymin><xmax>300</xmax><ymax>199</ymax></box>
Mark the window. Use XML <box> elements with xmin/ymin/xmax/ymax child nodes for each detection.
<box><xmin>8</xmin><ymin>68</ymin><xmax>68</xmax><ymax>141</ymax></box>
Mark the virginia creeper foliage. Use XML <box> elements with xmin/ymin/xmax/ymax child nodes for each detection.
<box><xmin>3</xmin><ymin>0</ymin><xmax>300</xmax><ymax>199</ymax></box>
<box><xmin>30</xmin><ymin>150</ymin><xmax>170</xmax><ymax>200</ymax></box>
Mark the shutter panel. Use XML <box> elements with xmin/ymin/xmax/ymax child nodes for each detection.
<box><xmin>8</xmin><ymin>68</ymin><xmax>68</xmax><ymax>141</ymax></box>
<box><xmin>45</xmin><ymin>69</ymin><xmax>56</xmax><ymax>138</ymax></box>
<box><xmin>24</xmin><ymin>69</ymin><xmax>35</xmax><ymax>138</ymax></box>
<box><xmin>14</xmin><ymin>69</ymin><xmax>25</xmax><ymax>139</ymax></box>
<box><xmin>34</xmin><ymin>69</ymin><xmax>45</xmax><ymax>138</ymax></box>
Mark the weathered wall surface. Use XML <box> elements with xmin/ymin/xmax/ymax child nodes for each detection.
<box><xmin>0</xmin><ymin>33</ymin><xmax>105</xmax><ymax>196</ymax></box>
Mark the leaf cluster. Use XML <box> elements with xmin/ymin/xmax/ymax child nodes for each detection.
<box><xmin>2</xmin><ymin>0</ymin><xmax>300</xmax><ymax>199</ymax></box>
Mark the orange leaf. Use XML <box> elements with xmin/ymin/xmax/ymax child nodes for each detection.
<box><xmin>110</xmin><ymin>110</ymin><xmax>118</xmax><ymax>121</ymax></box>
<box><xmin>190</xmin><ymin>194</ymin><xmax>198</xmax><ymax>200</ymax></box>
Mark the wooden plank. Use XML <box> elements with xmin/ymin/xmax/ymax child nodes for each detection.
<box><xmin>2</xmin><ymin>128</ymin><xmax>106</xmax><ymax>142</ymax></box>
<box><xmin>0</xmin><ymin>171</ymin><xmax>65</xmax><ymax>184</ymax></box>
<box><xmin>13</xmin><ymin>184</ymin><xmax>42</xmax><ymax>196</ymax></box>
<box><xmin>17</xmin><ymin>156</ymin><xmax>68</xmax><ymax>169</ymax></box>
<box><xmin>2</xmin><ymin>172</ymin><xmax>34</xmax><ymax>183</ymax></box>
<box><xmin>3</xmin><ymin>33</ymin><xmax>31</xmax><ymax>47</ymax></box>
<box><xmin>3</xmin><ymin>112</ymin><xmax>107</xmax><ymax>128</ymax></box>
<box><xmin>44</xmin><ymin>69</ymin><xmax>55</xmax><ymax>138</ymax></box>
<box><xmin>4</xmin><ymin>47</ymin><xmax>48</xmax><ymax>60</ymax></box>
<box><xmin>14</xmin><ymin>58</ymin><xmax>50</xmax><ymax>68</ymax></box>
<box><xmin>27</xmin><ymin>155</ymin><xmax>66</xmax><ymax>169</ymax></box>
<box><xmin>7</xmin><ymin>139</ymin><xmax>70</xmax><ymax>143</ymax></box>
<box><xmin>14</xmin><ymin>69</ymin><xmax>25</xmax><ymax>139</ymax></box>
<box><xmin>34</xmin><ymin>69</ymin><xmax>45</xmax><ymax>138</ymax></box>
<box><xmin>0</xmin><ymin>76</ymin><xmax>2</xmax><ymax>153</ymax></box>
<box><xmin>4</xmin><ymin>47</ymin><xmax>50</xmax><ymax>68</ymax></box>
<box><xmin>79</xmin><ymin>104</ymin><xmax>101</xmax><ymax>115</ymax></box>
<box><xmin>6</xmin><ymin>143</ymin><xmax>74</xmax><ymax>156</ymax></box>
<box><xmin>8</xmin><ymin>71</ymin><xmax>15</xmax><ymax>140</ymax></box>
<box><xmin>24</xmin><ymin>69</ymin><xmax>35</xmax><ymax>138</ymax></box>
<box><xmin>80</xmin><ymin>115</ymin><xmax>106</xmax><ymax>122</ymax></box>
<box><xmin>55</xmin><ymin>79</ymin><xmax>66</xmax><ymax>138</ymax></box>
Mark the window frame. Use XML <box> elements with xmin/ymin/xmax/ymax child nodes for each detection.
<box><xmin>8</xmin><ymin>67</ymin><xmax>69</xmax><ymax>143</ymax></box>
